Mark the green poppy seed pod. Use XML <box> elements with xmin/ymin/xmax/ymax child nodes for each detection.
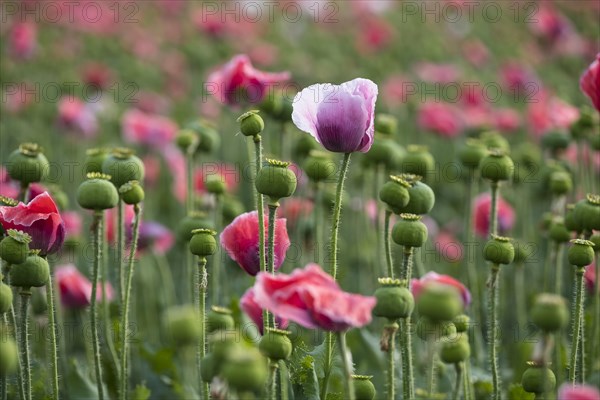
<box><xmin>402</xmin><ymin>179</ymin><xmax>435</xmax><ymax>215</ymax></box>
<box><xmin>0</xmin><ymin>230</ymin><xmax>31</xmax><ymax>265</ymax></box>
<box><xmin>541</xmin><ymin>131</ymin><xmax>570</xmax><ymax>153</ymax></box>
<box><xmin>0</xmin><ymin>335</ymin><xmax>18</xmax><ymax>377</ymax></box>
<box><xmin>222</xmin><ymin>348</ymin><xmax>268</xmax><ymax>392</ymax></box>
<box><xmin>372</xmin><ymin>278</ymin><xmax>414</xmax><ymax>320</ymax></box>
<box><xmin>237</xmin><ymin>110</ymin><xmax>265</xmax><ymax>137</ymax></box>
<box><xmin>549</xmin><ymin>219</ymin><xmax>571</xmax><ymax>243</ymax></box>
<box><xmin>200</xmin><ymin>354</ymin><xmax>217</xmax><ymax>383</ymax></box>
<box><xmin>259</xmin><ymin>328</ymin><xmax>293</xmax><ymax>360</ymax></box>
<box><xmin>392</xmin><ymin>214</ymin><xmax>428</xmax><ymax>248</ymax></box>
<box><xmin>480</xmin><ymin>131</ymin><xmax>510</xmax><ymax>153</ymax></box>
<box><xmin>205</xmin><ymin>175</ymin><xmax>226</xmax><ymax>195</ymax></box>
<box><xmin>483</xmin><ymin>235</ymin><xmax>515</xmax><ymax>265</ymax></box>
<box><xmin>255</xmin><ymin>159</ymin><xmax>297</xmax><ymax>204</ymax></box>
<box><xmin>352</xmin><ymin>375</ymin><xmax>376</xmax><ymax>400</ymax></box>
<box><xmin>375</xmin><ymin>114</ymin><xmax>398</xmax><ymax>136</ymax></box>
<box><xmin>458</xmin><ymin>139</ymin><xmax>488</xmax><ymax>170</ymax></box>
<box><xmin>189</xmin><ymin>229</ymin><xmax>217</xmax><ymax>257</ymax></box>
<box><xmin>540</xmin><ymin>212</ymin><xmax>554</xmax><ymax>232</ymax></box>
<box><xmin>416</xmin><ymin>317</ymin><xmax>457</xmax><ymax>341</ymax></box>
<box><xmin>175</xmin><ymin>129</ymin><xmax>199</xmax><ymax>153</ymax></box>
<box><xmin>186</xmin><ymin>119</ymin><xmax>221</xmax><ymax>154</ymax></box>
<box><xmin>564</xmin><ymin>204</ymin><xmax>582</xmax><ymax>233</ymax></box>
<box><xmin>549</xmin><ymin>171</ymin><xmax>572</xmax><ymax>195</ymax></box>
<box><xmin>165</xmin><ymin>305</ymin><xmax>201</xmax><ymax>347</ymax></box>
<box><xmin>531</xmin><ymin>293</ymin><xmax>569</xmax><ymax>333</ymax></box>
<box><xmin>101</xmin><ymin>148</ymin><xmax>145</xmax><ymax>189</ymax></box>
<box><xmin>567</xmin><ymin>239</ymin><xmax>595</xmax><ymax>267</ymax></box>
<box><xmin>293</xmin><ymin>134</ymin><xmax>320</xmax><ymax>159</ymax></box>
<box><xmin>177</xmin><ymin>212</ymin><xmax>215</xmax><ymax>242</ymax></box>
<box><xmin>521</xmin><ymin>363</ymin><xmax>556</xmax><ymax>394</ymax></box>
<box><xmin>119</xmin><ymin>180</ymin><xmax>145</xmax><ymax>205</ymax></box>
<box><xmin>479</xmin><ymin>149</ymin><xmax>514</xmax><ymax>182</ymax></box>
<box><xmin>570</xmin><ymin>106</ymin><xmax>596</xmax><ymax>140</ymax></box>
<box><xmin>440</xmin><ymin>334</ymin><xmax>471</xmax><ymax>364</ymax></box>
<box><xmin>365</xmin><ymin>135</ymin><xmax>404</xmax><ymax>170</ymax></box>
<box><xmin>453</xmin><ymin>314</ymin><xmax>470</xmax><ymax>333</ymax></box>
<box><xmin>0</xmin><ymin>282</ymin><xmax>13</xmax><ymax>314</ymax></box>
<box><xmin>304</xmin><ymin>150</ymin><xmax>336</xmax><ymax>183</ymax></box>
<box><xmin>10</xmin><ymin>253</ymin><xmax>49</xmax><ymax>288</ymax></box>
<box><xmin>84</xmin><ymin>148</ymin><xmax>109</xmax><ymax>174</ymax></box>
<box><xmin>513</xmin><ymin>142</ymin><xmax>541</xmax><ymax>173</ymax></box>
<box><xmin>590</xmin><ymin>233</ymin><xmax>600</xmax><ymax>253</ymax></box>
<box><xmin>207</xmin><ymin>306</ymin><xmax>234</xmax><ymax>333</ymax></box>
<box><xmin>402</xmin><ymin>145</ymin><xmax>435</xmax><ymax>179</ymax></box>
<box><xmin>77</xmin><ymin>173</ymin><xmax>119</xmax><ymax>210</ymax></box>
<box><xmin>416</xmin><ymin>285</ymin><xmax>463</xmax><ymax>322</ymax></box>
<box><xmin>6</xmin><ymin>143</ymin><xmax>49</xmax><ymax>185</ymax></box>
<box><xmin>379</xmin><ymin>176</ymin><xmax>410</xmax><ymax>214</ymax></box>
<box><xmin>573</xmin><ymin>194</ymin><xmax>600</xmax><ymax>232</ymax></box>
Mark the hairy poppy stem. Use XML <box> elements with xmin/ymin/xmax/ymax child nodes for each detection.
<box><xmin>120</xmin><ymin>204</ymin><xmax>141</xmax><ymax>400</ymax></box>
<box><xmin>267</xmin><ymin>204</ymin><xmax>279</xmax><ymax>328</ymax></box>
<box><xmin>399</xmin><ymin>248</ymin><xmax>415</xmax><ymax>399</ymax></box>
<box><xmin>384</xmin><ymin>210</ymin><xmax>393</xmax><ymax>279</ymax></box>
<box><xmin>196</xmin><ymin>256</ymin><xmax>209</xmax><ymax>400</ymax></box>
<box><xmin>19</xmin><ymin>290</ymin><xmax>31</xmax><ymax>400</ymax></box>
<box><xmin>314</xmin><ymin>182</ymin><xmax>323</xmax><ymax>265</ymax></box>
<box><xmin>253</xmin><ymin>135</ymin><xmax>269</xmax><ymax>332</ymax></box>
<box><xmin>453</xmin><ymin>363</ymin><xmax>463</xmax><ymax>400</ymax></box>
<box><xmin>385</xmin><ymin>322</ymin><xmax>397</xmax><ymax>400</ymax></box>
<box><xmin>45</xmin><ymin>266</ymin><xmax>60</xmax><ymax>399</ymax></box>
<box><xmin>117</xmin><ymin>200</ymin><xmax>125</xmax><ymax>304</ymax></box>
<box><xmin>1</xmin><ymin>265</ymin><xmax>25</xmax><ymax>400</ymax></box>
<box><xmin>489</xmin><ymin>181</ymin><xmax>499</xmax><ymax>237</ymax></box>
<box><xmin>569</xmin><ymin>266</ymin><xmax>585</xmax><ymax>383</ymax></box>
<box><xmin>488</xmin><ymin>264</ymin><xmax>500</xmax><ymax>400</ymax></box>
<box><xmin>91</xmin><ymin>211</ymin><xmax>105</xmax><ymax>400</ymax></box>
<box><xmin>337</xmin><ymin>331</ymin><xmax>355</xmax><ymax>400</ymax></box>
<box><xmin>212</xmin><ymin>194</ymin><xmax>222</xmax><ymax>305</ymax></box>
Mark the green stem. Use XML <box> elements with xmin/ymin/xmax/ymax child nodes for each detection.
<box><xmin>592</xmin><ymin>257</ymin><xmax>600</xmax><ymax>376</ymax></box>
<box><xmin>196</xmin><ymin>257</ymin><xmax>209</xmax><ymax>400</ymax></box>
<box><xmin>427</xmin><ymin>339</ymin><xmax>438</xmax><ymax>396</ymax></box>
<box><xmin>385</xmin><ymin>323</ymin><xmax>397</xmax><ymax>400</ymax></box>
<box><xmin>464</xmin><ymin>361</ymin><xmax>473</xmax><ymax>400</ymax></box>
<box><xmin>186</xmin><ymin>152</ymin><xmax>194</xmax><ymax>214</ymax></box>
<box><xmin>2</xmin><ymin>264</ymin><xmax>25</xmax><ymax>400</ymax></box>
<box><xmin>555</xmin><ymin>244</ymin><xmax>565</xmax><ymax>295</ymax></box>
<box><xmin>118</xmin><ymin>200</ymin><xmax>125</xmax><ymax>304</ymax></box>
<box><xmin>19</xmin><ymin>183</ymin><xmax>29</xmax><ymax>203</ymax></box>
<box><xmin>314</xmin><ymin>183</ymin><xmax>323</xmax><ymax>265</ymax></box>
<box><xmin>384</xmin><ymin>210</ymin><xmax>394</xmax><ymax>279</ymax></box>
<box><xmin>401</xmin><ymin>247</ymin><xmax>413</xmax><ymax>281</ymax></box>
<box><xmin>268</xmin><ymin>360</ymin><xmax>278</xmax><ymax>400</ymax></box>
<box><xmin>91</xmin><ymin>212</ymin><xmax>105</xmax><ymax>400</ymax></box>
<box><xmin>267</xmin><ymin>204</ymin><xmax>278</xmax><ymax>328</ymax></box>
<box><xmin>254</xmin><ymin>135</ymin><xmax>268</xmax><ymax>333</ymax></box>
<box><xmin>490</xmin><ymin>181</ymin><xmax>499</xmax><ymax>237</ymax></box>
<box><xmin>19</xmin><ymin>291</ymin><xmax>31</xmax><ymax>400</ymax></box>
<box><xmin>578</xmin><ymin>312</ymin><xmax>585</xmax><ymax>382</ymax></box>
<box><xmin>212</xmin><ymin>195</ymin><xmax>222</xmax><ymax>305</ymax></box>
<box><xmin>336</xmin><ymin>331</ymin><xmax>355</xmax><ymax>400</ymax></box>
<box><xmin>489</xmin><ymin>265</ymin><xmax>500</xmax><ymax>400</ymax></box>
<box><xmin>453</xmin><ymin>363</ymin><xmax>463</xmax><ymax>400</ymax></box>
<box><xmin>45</xmin><ymin>270</ymin><xmax>60</xmax><ymax>400</ymax></box>
<box><xmin>102</xmin><ymin>214</ymin><xmax>120</xmax><ymax>381</ymax></box>
<box><xmin>400</xmin><ymin>249</ymin><xmax>415</xmax><ymax>399</ymax></box>
<box><xmin>320</xmin><ymin>333</ymin><xmax>335</xmax><ymax>400</ymax></box>
<box><xmin>516</xmin><ymin>263</ymin><xmax>526</xmax><ymax>333</ymax></box>
<box><xmin>120</xmin><ymin>205</ymin><xmax>141</xmax><ymax>400</ymax></box>
<box><xmin>329</xmin><ymin>152</ymin><xmax>351</xmax><ymax>280</ymax></box>
<box><xmin>569</xmin><ymin>267</ymin><xmax>585</xmax><ymax>383</ymax></box>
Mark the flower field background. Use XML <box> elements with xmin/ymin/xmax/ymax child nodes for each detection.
<box><xmin>0</xmin><ymin>1</ymin><xmax>599</xmax><ymax>400</ymax></box>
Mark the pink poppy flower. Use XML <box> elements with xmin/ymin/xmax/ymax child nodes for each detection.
<box><xmin>82</xmin><ymin>63</ymin><xmax>113</xmax><ymax>89</ymax></box>
<box><xmin>462</xmin><ymin>40</ymin><xmax>489</xmax><ymax>67</ymax></box>
<box><xmin>240</xmin><ymin>287</ymin><xmax>289</xmax><ymax>334</ymax></box>
<box><xmin>355</xmin><ymin>17</ymin><xmax>394</xmax><ymax>54</ymax></box>
<box><xmin>55</xmin><ymin>264</ymin><xmax>113</xmax><ymax>308</ymax></box>
<box><xmin>194</xmin><ymin>163</ymin><xmax>240</xmax><ymax>195</ymax></box>
<box><xmin>163</xmin><ymin>145</ymin><xmax>187</xmax><ymax>203</ymax></box>
<box><xmin>10</xmin><ymin>22</ymin><xmax>36</xmax><ymax>59</ymax></box>
<box><xmin>122</xmin><ymin>109</ymin><xmax>178</xmax><ymax>148</ymax></box>
<box><xmin>382</xmin><ymin>74</ymin><xmax>410</xmax><ymax>108</ymax></box>
<box><xmin>351</xmin><ymin>0</ymin><xmax>395</xmax><ymax>15</ymax></box>
<box><xmin>0</xmin><ymin>192</ymin><xmax>65</xmax><ymax>256</ymax></box>
<box><xmin>138</xmin><ymin>221</ymin><xmax>174</xmax><ymax>255</ymax></box>
<box><xmin>27</xmin><ymin>183</ymin><xmax>47</xmax><ymax>202</ymax></box>
<box><xmin>142</xmin><ymin>155</ymin><xmax>161</xmax><ymax>187</ymax></box>
<box><xmin>500</xmin><ymin>62</ymin><xmax>538</xmax><ymax>92</ymax></box>
<box><xmin>435</xmin><ymin>231</ymin><xmax>463</xmax><ymax>263</ymax></box>
<box><xmin>417</xmin><ymin>102</ymin><xmax>464</xmax><ymax>138</ymax></box>
<box><xmin>461</xmin><ymin>106</ymin><xmax>492</xmax><ymax>131</ymax></box>
<box><xmin>58</xmin><ymin>97</ymin><xmax>98</xmax><ymax>138</ymax></box>
<box><xmin>206</xmin><ymin>54</ymin><xmax>290</xmax><ymax>106</ymax></box>
<box><xmin>585</xmin><ymin>264</ymin><xmax>597</xmax><ymax>294</ymax></box>
<box><xmin>473</xmin><ymin>193</ymin><xmax>515</xmax><ymax>238</ymax></box>
<box><xmin>415</xmin><ymin>63</ymin><xmax>460</xmax><ymax>84</ymax></box>
<box><xmin>280</xmin><ymin>198</ymin><xmax>313</xmax><ymax>230</ymax></box>
<box><xmin>2</xmin><ymin>82</ymin><xmax>36</xmax><ymax>114</ymax></box>
<box><xmin>557</xmin><ymin>384</ymin><xmax>600</xmax><ymax>400</ymax></box>
<box><xmin>493</xmin><ymin>108</ymin><xmax>521</xmax><ymax>132</ymax></box>
<box><xmin>61</xmin><ymin>211</ymin><xmax>82</xmax><ymax>240</ymax></box>
<box><xmin>106</xmin><ymin>204</ymin><xmax>135</xmax><ymax>244</ymax></box>
<box><xmin>527</xmin><ymin>91</ymin><xmax>579</xmax><ymax>138</ymax></box>
<box><xmin>529</xmin><ymin>5</ymin><xmax>571</xmax><ymax>44</ymax></box>
<box><xmin>580</xmin><ymin>53</ymin><xmax>600</xmax><ymax>112</ymax></box>
<box><xmin>253</xmin><ymin>263</ymin><xmax>376</xmax><ymax>331</ymax></box>
<box><xmin>220</xmin><ymin>211</ymin><xmax>290</xmax><ymax>276</ymax></box>
<box><xmin>292</xmin><ymin>78</ymin><xmax>378</xmax><ymax>153</ymax></box>
<box><xmin>412</xmin><ymin>271</ymin><xmax>471</xmax><ymax>307</ymax></box>
<box><xmin>0</xmin><ymin>167</ymin><xmax>19</xmax><ymax>199</ymax></box>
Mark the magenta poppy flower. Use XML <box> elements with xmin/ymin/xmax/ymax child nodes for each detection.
<box><xmin>253</xmin><ymin>263</ymin><xmax>376</xmax><ymax>331</ymax></box>
<box><xmin>206</xmin><ymin>54</ymin><xmax>290</xmax><ymax>106</ymax></box>
<box><xmin>435</xmin><ymin>231</ymin><xmax>463</xmax><ymax>263</ymax></box>
<box><xmin>240</xmin><ymin>287</ymin><xmax>289</xmax><ymax>335</ymax></box>
<box><xmin>417</xmin><ymin>102</ymin><xmax>464</xmax><ymax>138</ymax></box>
<box><xmin>412</xmin><ymin>272</ymin><xmax>471</xmax><ymax>307</ymax></box>
<box><xmin>220</xmin><ymin>211</ymin><xmax>290</xmax><ymax>276</ymax></box>
<box><xmin>280</xmin><ymin>198</ymin><xmax>313</xmax><ymax>230</ymax></box>
<box><xmin>55</xmin><ymin>264</ymin><xmax>114</xmax><ymax>308</ymax></box>
<box><xmin>292</xmin><ymin>78</ymin><xmax>378</xmax><ymax>153</ymax></box>
<box><xmin>493</xmin><ymin>108</ymin><xmax>521</xmax><ymax>132</ymax></box>
<box><xmin>138</xmin><ymin>221</ymin><xmax>174</xmax><ymax>255</ymax></box>
<box><xmin>122</xmin><ymin>109</ymin><xmax>178</xmax><ymax>148</ymax></box>
<box><xmin>580</xmin><ymin>54</ymin><xmax>600</xmax><ymax>112</ymax></box>
<box><xmin>557</xmin><ymin>384</ymin><xmax>600</xmax><ymax>400</ymax></box>
<box><xmin>61</xmin><ymin>211</ymin><xmax>82</xmax><ymax>240</ymax></box>
<box><xmin>414</xmin><ymin>62</ymin><xmax>460</xmax><ymax>84</ymax></box>
<box><xmin>585</xmin><ymin>264</ymin><xmax>597</xmax><ymax>295</ymax></box>
<box><xmin>0</xmin><ymin>192</ymin><xmax>65</xmax><ymax>256</ymax></box>
<box><xmin>473</xmin><ymin>193</ymin><xmax>515</xmax><ymax>238</ymax></box>
<box><xmin>0</xmin><ymin>167</ymin><xmax>19</xmax><ymax>199</ymax></box>
<box><xmin>10</xmin><ymin>22</ymin><xmax>36</xmax><ymax>59</ymax></box>
<box><xmin>58</xmin><ymin>97</ymin><xmax>98</xmax><ymax>138</ymax></box>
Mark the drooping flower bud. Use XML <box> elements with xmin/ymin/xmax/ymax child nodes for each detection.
<box><xmin>255</xmin><ymin>159</ymin><xmax>297</xmax><ymax>204</ymax></box>
<box><xmin>6</xmin><ymin>143</ymin><xmax>49</xmax><ymax>185</ymax></box>
<box><xmin>483</xmin><ymin>235</ymin><xmax>515</xmax><ymax>265</ymax></box>
<box><xmin>76</xmin><ymin>173</ymin><xmax>119</xmax><ymax>211</ymax></box>
<box><xmin>479</xmin><ymin>149</ymin><xmax>514</xmax><ymax>182</ymax></box>
<box><xmin>568</xmin><ymin>239</ymin><xmax>595</xmax><ymax>267</ymax></box>
<box><xmin>10</xmin><ymin>252</ymin><xmax>49</xmax><ymax>288</ymax></box>
<box><xmin>259</xmin><ymin>328</ymin><xmax>293</xmax><ymax>360</ymax></box>
<box><xmin>0</xmin><ymin>230</ymin><xmax>31</xmax><ymax>265</ymax></box>
<box><xmin>237</xmin><ymin>110</ymin><xmax>265</xmax><ymax>137</ymax></box>
<box><xmin>101</xmin><ymin>148</ymin><xmax>145</xmax><ymax>189</ymax></box>
<box><xmin>531</xmin><ymin>293</ymin><xmax>569</xmax><ymax>333</ymax></box>
<box><xmin>189</xmin><ymin>229</ymin><xmax>218</xmax><ymax>257</ymax></box>
<box><xmin>392</xmin><ymin>213</ymin><xmax>428</xmax><ymax>248</ymax></box>
<box><xmin>372</xmin><ymin>278</ymin><xmax>414</xmax><ymax>320</ymax></box>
